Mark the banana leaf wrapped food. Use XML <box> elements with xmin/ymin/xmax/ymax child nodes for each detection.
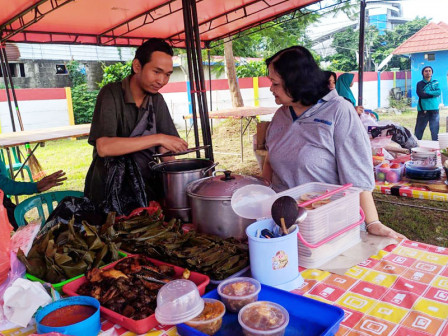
<box><xmin>18</xmin><ymin>214</ymin><xmax>121</xmax><ymax>283</ymax></box>
<box><xmin>115</xmin><ymin>207</ymin><xmax>249</xmax><ymax>280</ymax></box>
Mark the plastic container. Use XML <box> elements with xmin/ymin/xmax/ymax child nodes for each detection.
<box><xmin>217</xmin><ymin>277</ymin><xmax>261</xmax><ymax>313</ymax></box>
<box><xmin>26</xmin><ymin>250</ymin><xmax>127</xmax><ymax>293</ymax></box>
<box><xmin>239</xmin><ymin>301</ymin><xmax>289</xmax><ymax>336</ymax></box>
<box><xmin>277</xmin><ymin>182</ymin><xmax>361</xmax><ymax>245</ymax></box>
<box><xmin>375</xmin><ymin>162</ymin><xmax>404</xmax><ymax>183</ymax></box>
<box><xmin>63</xmin><ymin>256</ymin><xmax>210</xmax><ymax>334</ymax></box>
<box><xmin>36</xmin><ymin>296</ymin><xmax>100</xmax><ymax>336</ymax></box>
<box><xmin>246</xmin><ymin>221</ymin><xmax>303</xmax><ymax>291</ymax></box>
<box><xmin>177</xmin><ymin>284</ymin><xmax>345</xmax><ymax>336</ymax></box>
<box><xmin>185</xmin><ymin>298</ymin><xmax>226</xmax><ymax>335</ymax></box>
<box><xmin>155</xmin><ymin>279</ymin><xmax>204</xmax><ymax>325</ymax></box>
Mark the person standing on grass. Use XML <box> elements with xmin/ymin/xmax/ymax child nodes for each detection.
<box><xmin>84</xmin><ymin>38</ymin><xmax>188</xmax><ymax>207</ymax></box>
<box><xmin>415</xmin><ymin>66</ymin><xmax>441</xmax><ymax>141</ymax></box>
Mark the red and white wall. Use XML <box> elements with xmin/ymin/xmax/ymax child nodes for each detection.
<box><xmin>0</xmin><ymin>88</ymin><xmax>72</xmax><ymax>133</ymax></box>
<box><xmin>0</xmin><ymin>71</ymin><xmax>410</xmax><ymax>132</ymax></box>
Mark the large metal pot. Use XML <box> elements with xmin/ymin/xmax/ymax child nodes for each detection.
<box><xmin>186</xmin><ymin>170</ymin><xmax>270</xmax><ymax>240</ymax></box>
<box><xmin>152</xmin><ymin>158</ymin><xmax>217</xmax><ymax>222</ymax></box>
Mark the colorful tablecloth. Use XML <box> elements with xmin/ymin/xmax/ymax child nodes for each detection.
<box><xmin>3</xmin><ymin>240</ymin><xmax>448</xmax><ymax>336</ymax></box>
<box><xmin>375</xmin><ymin>181</ymin><xmax>448</xmax><ymax>202</ymax></box>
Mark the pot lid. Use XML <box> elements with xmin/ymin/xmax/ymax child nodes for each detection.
<box><xmin>186</xmin><ymin>170</ymin><xmax>270</xmax><ymax>199</ymax></box>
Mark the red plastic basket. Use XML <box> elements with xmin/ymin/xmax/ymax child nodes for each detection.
<box><xmin>63</xmin><ymin>255</ymin><xmax>210</xmax><ymax>334</ymax></box>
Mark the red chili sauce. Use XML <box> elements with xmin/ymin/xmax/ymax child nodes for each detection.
<box><xmin>40</xmin><ymin>304</ymin><xmax>97</xmax><ymax>327</ymax></box>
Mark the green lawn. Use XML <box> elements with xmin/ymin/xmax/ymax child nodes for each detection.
<box><xmin>10</xmin><ymin>107</ymin><xmax>448</xmax><ymax>246</ymax></box>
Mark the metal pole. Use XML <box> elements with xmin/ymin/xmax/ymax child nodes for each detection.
<box><xmin>0</xmin><ymin>45</ymin><xmax>17</xmax><ymax>132</ymax></box>
<box><xmin>1</xmin><ymin>46</ymin><xmax>24</xmax><ymax>131</ymax></box>
<box><xmin>358</xmin><ymin>0</ymin><xmax>366</xmax><ymax>106</ymax></box>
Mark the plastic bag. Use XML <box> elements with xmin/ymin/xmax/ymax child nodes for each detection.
<box><xmin>0</xmin><ymin>189</ymin><xmax>13</xmax><ymax>285</ymax></box>
<box><xmin>369</xmin><ymin>124</ymin><xmax>418</xmax><ymax>150</ymax></box>
<box><xmin>102</xmin><ymin>155</ymin><xmax>148</xmax><ymax>216</ymax></box>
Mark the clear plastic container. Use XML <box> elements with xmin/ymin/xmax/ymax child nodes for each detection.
<box><xmin>155</xmin><ymin>279</ymin><xmax>204</xmax><ymax>325</ymax></box>
<box><xmin>277</xmin><ymin>183</ymin><xmax>361</xmax><ymax>244</ymax></box>
<box><xmin>238</xmin><ymin>301</ymin><xmax>289</xmax><ymax>336</ymax></box>
<box><xmin>185</xmin><ymin>299</ymin><xmax>225</xmax><ymax>335</ymax></box>
<box><xmin>217</xmin><ymin>277</ymin><xmax>261</xmax><ymax>313</ymax></box>
<box><xmin>375</xmin><ymin>162</ymin><xmax>404</xmax><ymax>183</ymax></box>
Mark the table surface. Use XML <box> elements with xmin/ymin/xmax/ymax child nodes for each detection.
<box><xmin>184</xmin><ymin>106</ymin><xmax>277</xmax><ymax>119</ymax></box>
<box><xmin>3</xmin><ymin>238</ymin><xmax>448</xmax><ymax>336</ymax></box>
<box><xmin>0</xmin><ymin>124</ymin><xmax>91</xmax><ymax>148</ymax></box>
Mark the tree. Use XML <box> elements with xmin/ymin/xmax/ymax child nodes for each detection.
<box><xmin>327</xmin><ymin>17</ymin><xmax>430</xmax><ymax>72</ymax></box>
<box><xmin>224</xmin><ymin>38</ymin><xmax>244</xmax><ymax>107</ymax></box>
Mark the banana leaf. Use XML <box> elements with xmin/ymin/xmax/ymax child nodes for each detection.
<box><xmin>61</xmin><ymin>260</ymin><xmax>88</xmax><ymax>279</ymax></box>
<box><xmin>54</xmin><ymin>252</ymin><xmax>72</xmax><ymax>267</ymax></box>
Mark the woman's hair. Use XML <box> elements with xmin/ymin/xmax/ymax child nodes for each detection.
<box><xmin>265</xmin><ymin>46</ymin><xmax>329</xmax><ymax>106</ymax></box>
<box><xmin>324</xmin><ymin>71</ymin><xmax>337</xmax><ymax>83</ymax></box>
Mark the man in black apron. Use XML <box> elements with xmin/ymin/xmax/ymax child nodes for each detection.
<box><xmin>84</xmin><ymin>38</ymin><xmax>188</xmax><ymax>207</ymax></box>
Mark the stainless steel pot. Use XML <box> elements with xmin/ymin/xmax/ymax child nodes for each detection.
<box><xmin>152</xmin><ymin>158</ymin><xmax>217</xmax><ymax>221</ymax></box>
<box><xmin>186</xmin><ymin>170</ymin><xmax>270</xmax><ymax>240</ymax></box>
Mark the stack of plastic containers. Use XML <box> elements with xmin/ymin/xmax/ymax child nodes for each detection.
<box><xmin>277</xmin><ymin>183</ymin><xmax>363</xmax><ymax>268</ymax></box>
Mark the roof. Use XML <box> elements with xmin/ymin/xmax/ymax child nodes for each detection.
<box><xmin>393</xmin><ymin>22</ymin><xmax>448</xmax><ymax>55</ymax></box>
<box><xmin>0</xmin><ymin>0</ymin><xmax>332</xmax><ymax>48</ymax></box>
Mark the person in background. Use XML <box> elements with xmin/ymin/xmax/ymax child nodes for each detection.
<box><xmin>1</xmin><ymin>170</ymin><xmax>66</xmax><ymax>230</ymax></box>
<box><xmin>85</xmin><ymin>38</ymin><xmax>188</xmax><ymax>206</ymax></box>
<box><xmin>262</xmin><ymin>46</ymin><xmax>406</xmax><ymax>240</ymax></box>
<box><xmin>415</xmin><ymin>66</ymin><xmax>441</xmax><ymax>141</ymax></box>
<box><xmin>335</xmin><ymin>73</ymin><xmax>365</xmax><ymax>116</ymax></box>
<box><xmin>324</xmin><ymin>71</ymin><xmax>337</xmax><ymax>91</ymax></box>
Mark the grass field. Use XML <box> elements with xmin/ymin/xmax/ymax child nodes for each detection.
<box><xmin>12</xmin><ymin>107</ymin><xmax>448</xmax><ymax>246</ymax></box>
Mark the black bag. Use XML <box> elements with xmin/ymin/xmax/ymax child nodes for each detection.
<box><xmin>370</xmin><ymin>124</ymin><xmax>418</xmax><ymax>150</ymax></box>
<box><xmin>102</xmin><ymin>155</ymin><xmax>148</xmax><ymax>216</ymax></box>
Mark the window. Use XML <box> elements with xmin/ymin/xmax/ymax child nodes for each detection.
<box><xmin>56</xmin><ymin>64</ymin><xmax>68</xmax><ymax>74</ymax></box>
<box><xmin>424</xmin><ymin>53</ymin><xmax>435</xmax><ymax>61</ymax></box>
<box><xmin>1</xmin><ymin>63</ymin><xmax>26</xmax><ymax>77</ymax></box>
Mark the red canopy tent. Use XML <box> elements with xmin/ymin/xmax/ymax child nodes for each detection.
<box><xmin>0</xmin><ymin>0</ymin><xmax>358</xmax><ymax>160</ymax></box>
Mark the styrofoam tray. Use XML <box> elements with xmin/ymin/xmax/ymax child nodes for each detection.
<box><xmin>277</xmin><ymin>182</ymin><xmax>361</xmax><ymax>244</ymax></box>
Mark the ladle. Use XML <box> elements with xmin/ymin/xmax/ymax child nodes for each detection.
<box><xmin>271</xmin><ymin>196</ymin><xmax>307</xmax><ymax>235</ymax></box>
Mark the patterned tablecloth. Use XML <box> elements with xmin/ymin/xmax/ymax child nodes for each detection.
<box><xmin>375</xmin><ymin>181</ymin><xmax>448</xmax><ymax>202</ymax></box>
<box><xmin>2</xmin><ymin>240</ymin><xmax>448</xmax><ymax>336</ymax></box>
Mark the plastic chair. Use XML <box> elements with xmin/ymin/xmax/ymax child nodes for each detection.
<box><xmin>14</xmin><ymin>190</ymin><xmax>84</xmax><ymax>227</ymax></box>
<box><xmin>0</xmin><ymin>148</ymin><xmax>34</xmax><ymax>182</ymax></box>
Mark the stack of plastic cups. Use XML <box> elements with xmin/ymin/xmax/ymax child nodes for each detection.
<box><xmin>439</xmin><ymin>133</ymin><xmax>448</xmax><ymax>151</ymax></box>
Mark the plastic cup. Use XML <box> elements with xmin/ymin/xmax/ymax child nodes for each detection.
<box><xmin>238</xmin><ymin>301</ymin><xmax>289</xmax><ymax>336</ymax></box>
<box><xmin>185</xmin><ymin>298</ymin><xmax>225</xmax><ymax>335</ymax></box>
<box><xmin>155</xmin><ymin>279</ymin><xmax>204</xmax><ymax>325</ymax></box>
<box><xmin>217</xmin><ymin>277</ymin><xmax>261</xmax><ymax>313</ymax></box>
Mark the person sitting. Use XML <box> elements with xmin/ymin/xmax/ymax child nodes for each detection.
<box><xmin>335</xmin><ymin>73</ymin><xmax>365</xmax><ymax>116</ymax></box>
<box><xmin>262</xmin><ymin>45</ymin><xmax>405</xmax><ymax>240</ymax></box>
<box><xmin>1</xmin><ymin>170</ymin><xmax>66</xmax><ymax>230</ymax></box>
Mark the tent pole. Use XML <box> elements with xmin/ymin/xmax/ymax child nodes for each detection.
<box><xmin>181</xmin><ymin>0</ymin><xmax>213</xmax><ymax>161</ymax></box>
<box><xmin>0</xmin><ymin>44</ymin><xmax>17</xmax><ymax>132</ymax></box>
<box><xmin>182</xmin><ymin>0</ymin><xmax>200</xmax><ymax>157</ymax></box>
<box><xmin>358</xmin><ymin>0</ymin><xmax>366</xmax><ymax>106</ymax></box>
<box><xmin>1</xmin><ymin>46</ymin><xmax>24</xmax><ymax>131</ymax></box>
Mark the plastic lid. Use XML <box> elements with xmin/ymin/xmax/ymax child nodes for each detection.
<box><xmin>238</xmin><ymin>301</ymin><xmax>289</xmax><ymax>335</ymax></box>
<box><xmin>231</xmin><ymin>185</ymin><xmax>277</xmax><ymax>219</ymax></box>
<box><xmin>187</xmin><ymin>170</ymin><xmax>270</xmax><ymax>199</ymax></box>
<box><xmin>155</xmin><ymin>280</ymin><xmax>204</xmax><ymax>325</ymax></box>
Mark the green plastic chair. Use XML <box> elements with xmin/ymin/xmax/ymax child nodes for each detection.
<box><xmin>14</xmin><ymin>190</ymin><xmax>84</xmax><ymax>227</ymax></box>
<box><xmin>0</xmin><ymin>148</ymin><xmax>33</xmax><ymax>182</ymax></box>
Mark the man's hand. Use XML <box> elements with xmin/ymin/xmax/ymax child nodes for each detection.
<box><xmin>37</xmin><ymin>170</ymin><xmax>67</xmax><ymax>192</ymax></box>
<box><xmin>159</xmin><ymin>134</ymin><xmax>188</xmax><ymax>153</ymax></box>
<box><xmin>355</xmin><ymin>106</ymin><xmax>364</xmax><ymax>115</ymax></box>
